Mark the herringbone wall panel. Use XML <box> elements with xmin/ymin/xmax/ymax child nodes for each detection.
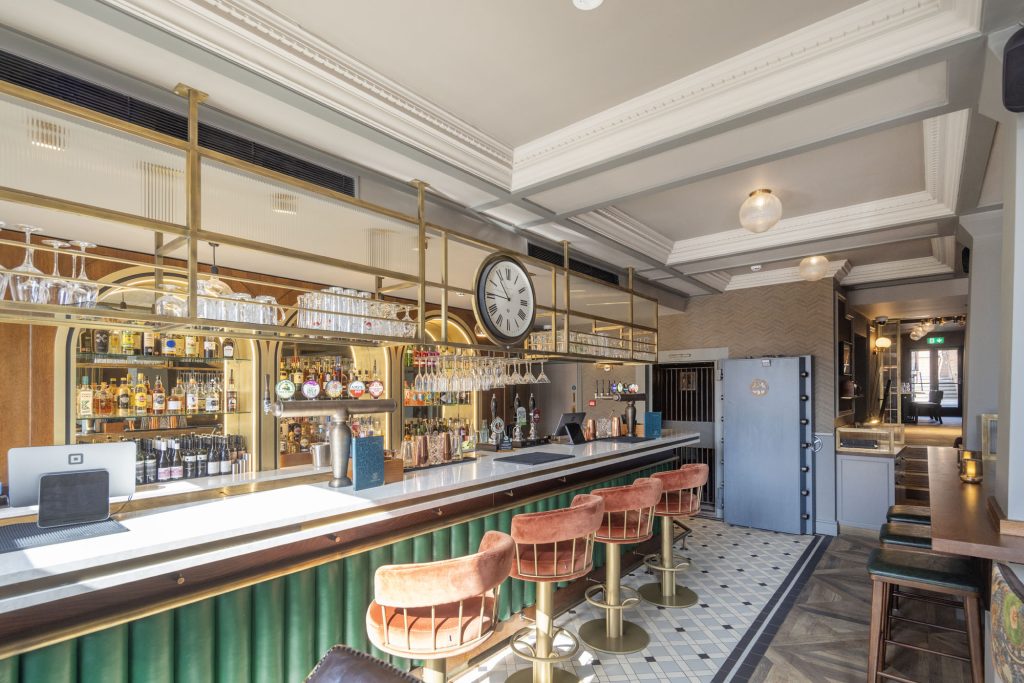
<box><xmin>659</xmin><ymin>280</ymin><xmax>835</xmax><ymax>425</ymax></box>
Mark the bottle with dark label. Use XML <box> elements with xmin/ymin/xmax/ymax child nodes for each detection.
<box><xmin>183</xmin><ymin>436</ymin><xmax>197</xmax><ymax>479</ymax></box>
<box><xmin>94</xmin><ymin>329</ymin><xmax>109</xmax><ymax>354</ymax></box>
<box><xmin>144</xmin><ymin>439</ymin><xmax>157</xmax><ymax>484</ymax></box>
<box><xmin>170</xmin><ymin>439</ymin><xmax>183</xmax><ymax>480</ymax></box>
<box><xmin>203</xmin><ymin>336</ymin><xmax>218</xmax><ymax>359</ymax></box>
<box><xmin>156</xmin><ymin>439</ymin><xmax>171</xmax><ymax>482</ymax></box>
<box><xmin>135</xmin><ymin>441</ymin><xmax>145</xmax><ymax>485</ymax></box>
<box><xmin>222</xmin><ymin>337</ymin><xmax>235</xmax><ymax>359</ymax></box>
<box><xmin>79</xmin><ymin>328</ymin><xmax>94</xmax><ymax>353</ymax></box>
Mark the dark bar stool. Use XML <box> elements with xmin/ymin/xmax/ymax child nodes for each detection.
<box><xmin>579</xmin><ymin>477</ymin><xmax>663</xmax><ymax>654</ymax></box>
<box><xmin>366</xmin><ymin>530</ymin><xmax>515</xmax><ymax>683</ymax></box>
<box><xmin>886</xmin><ymin>505</ymin><xmax>930</xmax><ymax>525</ymax></box>
<box><xmin>639</xmin><ymin>463</ymin><xmax>708</xmax><ymax>608</ymax></box>
<box><xmin>506</xmin><ymin>494</ymin><xmax>605</xmax><ymax>683</ymax></box>
<box><xmin>305</xmin><ymin>645</ymin><xmax>419</xmax><ymax>682</ymax></box>
<box><xmin>878</xmin><ymin>523</ymin><xmax>932</xmax><ymax>551</ymax></box>
<box><xmin>867</xmin><ymin>548</ymin><xmax>984</xmax><ymax>683</ymax></box>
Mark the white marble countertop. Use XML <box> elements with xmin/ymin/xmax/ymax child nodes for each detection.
<box><xmin>0</xmin><ymin>433</ymin><xmax>698</xmax><ymax>614</ymax></box>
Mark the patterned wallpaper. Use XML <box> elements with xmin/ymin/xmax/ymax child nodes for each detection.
<box><xmin>658</xmin><ymin>280</ymin><xmax>836</xmax><ymax>426</ymax></box>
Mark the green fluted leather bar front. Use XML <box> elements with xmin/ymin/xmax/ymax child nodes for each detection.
<box><xmin>0</xmin><ymin>457</ymin><xmax>675</xmax><ymax>682</ymax></box>
<box><xmin>367</xmin><ymin>546</ymin><xmax>393</xmax><ymax>664</ymax></box>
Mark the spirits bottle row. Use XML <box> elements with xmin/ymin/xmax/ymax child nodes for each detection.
<box><xmin>274</xmin><ymin>356</ymin><xmax>385</xmax><ymax>401</ymax></box>
<box><xmin>134</xmin><ymin>434</ymin><xmax>251</xmax><ymax>484</ymax></box>
<box><xmin>279</xmin><ymin>414</ymin><xmax>383</xmax><ymax>455</ymax></box>
<box><xmin>76</xmin><ymin>370</ymin><xmax>239</xmax><ymax>418</ymax></box>
<box><xmin>402</xmin><ymin>381</ymin><xmax>472</xmax><ymax>407</ymax></box>
<box><xmin>79</xmin><ymin>328</ymin><xmax>237</xmax><ymax>359</ymax></box>
<box><xmin>403</xmin><ymin>417</ymin><xmax>473</xmax><ymax>439</ymax></box>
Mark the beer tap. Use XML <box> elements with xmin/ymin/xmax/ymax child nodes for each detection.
<box><xmin>263</xmin><ymin>374</ymin><xmax>396</xmax><ymax>488</ymax></box>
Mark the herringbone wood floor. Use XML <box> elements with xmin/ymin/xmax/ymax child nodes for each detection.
<box><xmin>750</xmin><ymin>528</ymin><xmax>973</xmax><ymax>683</ymax></box>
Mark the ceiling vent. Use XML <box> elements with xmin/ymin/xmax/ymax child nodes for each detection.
<box><xmin>527</xmin><ymin>243</ymin><xmax>620</xmax><ymax>286</ymax></box>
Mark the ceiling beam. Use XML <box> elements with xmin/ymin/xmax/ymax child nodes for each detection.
<box><xmin>956</xmin><ymin>111</ymin><xmax>999</xmax><ymax>213</ymax></box>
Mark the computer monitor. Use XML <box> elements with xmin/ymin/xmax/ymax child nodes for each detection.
<box><xmin>7</xmin><ymin>442</ymin><xmax>136</xmax><ymax>508</ymax></box>
<box><xmin>553</xmin><ymin>412</ymin><xmax>586</xmax><ymax>437</ymax></box>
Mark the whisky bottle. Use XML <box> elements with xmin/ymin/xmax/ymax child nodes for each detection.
<box><xmin>143</xmin><ymin>331</ymin><xmax>156</xmax><ymax>356</ymax></box>
<box><xmin>162</xmin><ymin>333</ymin><xmax>178</xmax><ymax>357</ymax></box>
<box><xmin>108</xmin><ymin>329</ymin><xmax>122</xmax><ymax>355</ymax></box>
<box><xmin>94</xmin><ymin>329</ymin><xmax>109</xmax><ymax>355</ymax></box>
<box><xmin>151</xmin><ymin>377</ymin><xmax>166</xmax><ymax>415</ymax></box>
<box><xmin>184</xmin><ymin>334</ymin><xmax>198</xmax><ymax>358</ymax></box>
<box><xmin>77</xmin><ymin>376</ymin><xmax>94</xmax><ymax>418</ymax></box>
<box><xmin>134</xmin><ymin>373</ymin><xmax>149</xmax><ymax>415</ymax></box>
<box><xmin>225</xmin><ymin>369</ymin><xmax>238</xmax><ymax>412</ymax></box>
<box><xmin>95</xmin><ymin>382</ymin><xmax>113</xmax><ymax>416</ymax></box>
<box><xmin>79</xmin><ymin>329</ymin><xmax>94</xmax><ymax>354</ymax></box>
<box><xmin>203</xmin><ymin>336</ymin><xmax>218</xmax><ymax>359</ymax></box>
<box><xmin>185</xmin><ymin>375</ymin><xmax>199</xmax><ymax>414</ymax></box>
<box><xmin>167</xmin><ymin>378</ymin><xmax>184</xmax><ymax>414</ymax></box>
<box><xmin>222</xmin><ymin>337</ymin><xmax>236</xmax><ymax>359</ymax></box>
<box><xmin>117</xmin><ymin>376</ymin><xmax>132</xmax><ymax>417</ymax></box>
<box><xmin>121</xmin><ymin>329</ymin><xmax>136</xmax><ymax>356</ymax></box>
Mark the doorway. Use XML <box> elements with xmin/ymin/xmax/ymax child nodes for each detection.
<box><xmin>908</xmin><ymin>347</ymin><xmax>962</xmax><ymax>415</ymax></box>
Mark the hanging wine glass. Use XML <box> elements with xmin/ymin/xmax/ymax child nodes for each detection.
<box><xmin>522</xmin><ymin>360</ymin><xmax>537</xmax><ymax>384</ymax></box>
<box><xmin>41</xmin><ymin>239</ymin><xmax>68</xmax><ymax>304</ymax></box>
<box><xmin>11</xmin><ymin>225</ymin><xmax>47</xmax><ymax>304</ymax></box>
<box><xmin>69</xmin><ymin>241</ymin><xmax>98</xmax><ymax>307</ymax></box>
<box><xmin>536</xmin><ymin>360</ymin><xmax>551</xmax><ymax>384</ymax></box>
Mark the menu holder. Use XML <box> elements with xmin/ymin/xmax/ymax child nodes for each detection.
<box><xmin>351</xmin><ymin>436</ymin><xmax>385</xmax><ymax>491</ymax></box>
<box><xmin>644</xmin><ymin>412</ymin><xmax>662</xmax><ymax>438</ymax></box>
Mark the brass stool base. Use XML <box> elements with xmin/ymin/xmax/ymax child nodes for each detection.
<box><xmin>578</xmin><ymin>619</ymin><xmax>649</xmax><ymax>654</ymax></box>
<box><xmin>505</xmin><ymin>667</ymin><xmax>580</xmax><ymax>683</ymax></box>
<box><xmin>637</xmin><ymin>582</ymin><xmax>698</xmax><ymax>608</ymax></box>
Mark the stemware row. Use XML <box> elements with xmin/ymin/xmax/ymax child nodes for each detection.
<box><xmin>412</xmin><ymin>355</ymin><xmax>550</xmax><ymax>394</ymax></box>
<box><xmin>0</xmin><ymin>222</ymin><xmax>97</xmax><ymax>306</ymax></box>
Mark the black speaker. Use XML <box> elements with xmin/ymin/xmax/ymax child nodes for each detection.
<box><xmin>962</xmin><ymin>246</ymin><xmax>970</xmax><ymax>274</ymax></box>
<box><xmin>1005</xmin><ymin>26</ymin><xmax>1024</xmax><ymax>112</ymax></box>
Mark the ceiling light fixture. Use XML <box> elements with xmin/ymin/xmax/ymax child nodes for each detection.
<box><xmin>750</xmin><ymin>264</ymin><xmax>762</xmax><ymax>272</ymax></box>
<box><xmin>874</xmin><ymin>337</ymin><xmax>892</xmax><ymax>349</ymax></box>
<box><xmin>798</xmin><ymin>255</ymin><xmax>830</xmax><ymax>281</ymax></box>
<box><xmin>572</xmin><ymin>0</ymin><xmax>604</xmax><ymax>9</ymax></box>
<box><xmin>739</xmin><ymin>189</ymin><xmax>782</xmax><ymax>233</ymax></box>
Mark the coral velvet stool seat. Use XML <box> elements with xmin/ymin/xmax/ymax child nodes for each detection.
<box><xmin>639</xmin><ymin>463</ymin><xmax>708</xmax><ymax>608</ymax></box>
<box><xmin>505</xmin><ymin>493</ymin><xmax>605</xmax><ymax>683</ymax></box>
<box><xmin>366</xmin><ymin>530</ymin><xmax>515</xmax><ymax>683</ymax></box>
<box><xmin>579</xmin><ymin>477</ymin><xmax>664</xmax><ymax>655</ymax></box>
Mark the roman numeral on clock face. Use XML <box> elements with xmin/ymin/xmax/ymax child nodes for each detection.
<box><xmin>517</xmin><ymin>309</ymin><xmax>527</xmax><ymax>320</ymax></box>
<box><xmin>488</xmin><ymin>303</ymin><xmax>498</xmax><ymax>315</ymax></box>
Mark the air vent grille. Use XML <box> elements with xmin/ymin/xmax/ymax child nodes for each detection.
<box><xmin>0</xmin><ymin>49</ymin><xmax>354</xmax><ymax>197</ymax></box>
<box><xmin>527</xmin><ymin>243</ymin><xmax>620</xmax><ymax>286</ymax></box>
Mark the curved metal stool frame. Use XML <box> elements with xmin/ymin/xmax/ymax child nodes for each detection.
<box><xmin>579</xmin><ymin>499</ymin><xmax>658</xmax><ymax>655</ymax></box>
<box><xmin>639</xmin><ymin>481</ymin><xmax>704</xmax><ymax>608</ymax></box>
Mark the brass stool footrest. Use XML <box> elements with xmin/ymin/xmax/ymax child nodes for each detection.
<box><xmin>583</xmin><ymin>583</ymin><xmax>642</xmax><ymax>611</ymax></box>
<box><xmin>508</xmin><ymin>625</ymin><xmax>581</xmax><ymax>664</ymax></box>
<box><xmin>642</xmin><ymin>552</ymin><xmax>692</xmax><ymax>574</ymax></box>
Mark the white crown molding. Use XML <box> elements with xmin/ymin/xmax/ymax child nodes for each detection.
<box><xmin>668</xmin><ymin>191</ymin><xmax>951</xmax><ymax>265</ymax></box>
<box><xmin>923</xmin><ymin>109</ymin><xmax>970</xmax><ymax>209</ymax></box>
<box><xmin>840</xmin><ymin>256</ymin><xmax>954</xmax><ymax>285</ymax></box>
<box><xmin>100</xmin><ymin>0</ymin><xmax>513</xmax><ymax>187</ymax></box>
<box><xmin>723</xmin><ymin>259</ymin><xmax>849</xmax><ymax>291</ymax></box>
<box><xmin>931</xmin><ymin>235</ymin><xmax>957</xmax><ymax>269</ymax></box>
<box><xmin>691</xmin><ymin>271</ymin><xmax>731</xmax><ymax>292</ymax></box>
<box><xmin>568</xmin><ymin>207</ymin><xmax>673</xmax><ymax>263</ymax></box>
<box><xmin>511</xmin><ymin>0</ymin><xmax>981</xmax><ymax>190</ymax></box>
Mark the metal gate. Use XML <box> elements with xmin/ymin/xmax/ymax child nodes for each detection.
<box><xmin>651</xmin><ymin>362</ymin><xmax>720</xmax><ymax>511</ymax></box>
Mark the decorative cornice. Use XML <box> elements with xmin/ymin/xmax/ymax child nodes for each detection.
<box><xmin>931</xmin><ymin>235</ymin><xmax>957</xmax><ymax>269</ymax></box>
<box><xmin>101</xmin><ymin>0</ymin><xmax>513</xmax><ymax>187</ymax></box>
<box><xmin>668</xmin><ymin>191</ymin><xmax>951</xmax><ymax>265</ymax></box>
<box><xmin>723</xmin><ymin>259</ymin><xmax>849</xmax><ymax>291</ymax></box>
<box><xmin>923</xmin><ymin>109</ymin><xmax>970</xmax><ymax>210</ymax></box>
<box><xmin>839</xmin><ymin>256</ymin><xmax>954</xmax><ymax>285</ymax></box>
<box><xmin>568</xmin><ymin>207</ymin><xmax>673</xmax><ymax>263</ymax></box>
<box><xmin>691</xmin><ymin>271</ymin><xmax>731</xmax><ymax>292</ymax></box>
<box><xmin>511</xmin><ymin>0</ymin><xmax>981</xmax><ymax>190</ymax></box>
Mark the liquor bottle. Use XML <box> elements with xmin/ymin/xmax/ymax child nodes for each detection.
<box><xmin>162</xmin><ymin>333</ymin><xmax>178</xmax><ymax>357</ymax></box>
<box><xmin>184</xmin><ymin>334</ymin><xmax>198</xmax><ymax>358</ymax></box>
<box><xmin>77</xmin><ymin>376</ymin><xmax>94</xmax><ymax>418</ymax></box>
<box><xmin>79</xmin><ymin>329</ymin><xmax>94</xmax><ymax>354</ymax></box>
<box><xmin>94</xmin><ymin>329</ymin><xmax>109</xmax><ymax>355</ymax></box>
<box><xmin>222</xmin><ymin>337</ymin><xmax>236</xmax><ymax>359</ymax></box>
<box><xmin>183</xmin><ymin>437</ymin><xmax>197</xmax><ymax>479</ymax></box>
<box><xmin>203</xmin><ymin>336</ymin><xmax>218</xmax><ymax>359</ymax></box>
<box><xmin>291</xmin><ymin>358</ymin><xmax>304</xmax><ymax>387</ymax></box>
<box><xmin>205</xmin><ymin>376</ymin><xmax>220</xmax><ymax>413</ymax></box>
<box><xmin>156</xmin><ymin>439</ymin><xmax>171</xmax><ymax>482</ymax></box>
<box><xmin>117</xmin><ymin>376</ymin><xmax>132</xmax><ymax>417</ymax></box>
<box><xmin>196</xmin><ymin>435</ymin><xmax>209</xmax><ymax>477</ymax></box>
<box><xmin>151</xmin><ymin>377</ymin><xmax>166</xmax><ymax>414</ymax></box>
<box><xmin>143</xmin><ymin>331</ymin><xmax>156</xmax><ymax>356</ymax></box>
<box><xmin>135</xmin><ymin>442</ymin><xmax>145</xmax><ymax>486</ymax></box>
<box><xmin>219</xmin><ymin>437</ymin><xmax>231</xmax><ymax>474</ymax></box>
<box><xmin>185</xmin><ymin>375</ymin><xmax>199</xmax><ymax>414</ymax></box>
<box><xmin>225</xmin><ymin>369</ymin><xmax>238</xmax><ymax>412</ymax></box>
<box><xmin>95</xmin><ymin>382</ymin><xmax>113</xmax><ymax>416</ymax></box>
<box><xmin>144</xmin><ymin>439</ymin><xmax>158</xmax><ymax>484</ymax></box>
<box><xmin>134</xmin><ymin>373</ymin><xmax>149</xmax><ymax>415</ymax></box>
<box><xmin>167</xmin><ymin>378</ymin><xmax>184</xmax><ymax>414</ymax></box>
<box><xmin>121</xmin><ymin>329</ymin><xmax>136</xmax><ymax>356</ymax></box>
<box><xmin>108</xmin><ymin>329</ymin><xmax>122</xmax><ymax>355</ymax></box>
<box><xmin>170</xmin><ymin>439</ymin><xmax>183</xmax><ymax>480</ymax></box>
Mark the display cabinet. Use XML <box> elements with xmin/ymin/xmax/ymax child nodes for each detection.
<box><xmin>835</xmin><ymin>424</ymin><xmax>905</xmax><ymax>455</ymax></box>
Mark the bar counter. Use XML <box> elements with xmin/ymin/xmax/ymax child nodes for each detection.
<box><xmin>0</xmin><ymin>433</ymin><xmax>697</xmax><ymax>672</ymax></box>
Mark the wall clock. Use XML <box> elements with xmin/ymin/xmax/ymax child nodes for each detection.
<box><xmin>473</xmin><ymin>253</ymin><xmax>536</xmax><ymax>346</ymax></box>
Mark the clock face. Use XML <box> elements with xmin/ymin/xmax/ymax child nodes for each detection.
<box><xmin>475</xmin><ymin>255</ymin><xmax>536</xmax><ymax>344</ymax></box>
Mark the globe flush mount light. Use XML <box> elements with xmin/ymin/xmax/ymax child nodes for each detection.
<box><xmin>798</xmin><ymin>255</ymin><xmax>830</xmax><ymax>281</ymax></box>
<box><xmin>874</xmin><ymin>337</ymin><xmax>892</xmax><ymax>349</ymax></box>
<box><xmin>572</xmin><ymin>0</ymin><xmax>603</xmax><ymax>9</ymax></box>
<box><xmin>739</xmin><ymin>188</ymin><xmax>783</xmax><ymax>233</ymax></box>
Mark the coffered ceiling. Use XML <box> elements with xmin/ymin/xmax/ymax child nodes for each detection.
<box><xmin>0</xmin><ymin>0</ymin><xmax>1015</xmax><ymax>311</ymax></box>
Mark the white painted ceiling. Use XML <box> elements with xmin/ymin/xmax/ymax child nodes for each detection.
<box><xmin>0</xmin><ymin>0</ymin><xmax>1012</xmax><ymax>322</ymax></box>
<box><xmin>261</xmin><ymin>0</ymin><xmax>863</xmax><ymax>146</ymax></box>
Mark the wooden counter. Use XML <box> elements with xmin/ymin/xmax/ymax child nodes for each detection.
<box><xmin>928</xmin><ymin>447</ymin><xmax>1024</xmax><ymax>563</ymax></box>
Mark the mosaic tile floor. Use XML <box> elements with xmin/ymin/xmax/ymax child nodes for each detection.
<box><xmin>456</xmin><ymin>517</ymin><xmax>826</xmax><ymax>683</ymax></box>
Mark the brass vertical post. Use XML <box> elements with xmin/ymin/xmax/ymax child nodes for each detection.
<box><xmin>175</xmin><ymin>84</ymin><xmax>208</xmax><ymax>319</ymax></box>
<box><xmin>534</xmin><ymin>580</ymin><xmax>555</xmax><ymax>683</ymax></box>
<box><xmin>550</xmin><ymin>268</ymin><xmax>557</xmax><ymax>352</ymax></box>
<box><xmin>413</xmin><ymin>180</ymin><xmax>428</xmax><ymax>342</ymax></box>
<box><xmin>441</xmin><ymin>231</ymin><xmax>448</xmax><ymax>343</ymax></box>
<box><xmin>627</xmin><ymin>267</ymin><xmax>635</xmax><ymax>360</ymax></box>
<box><xmin>562</xmin><ymin>241</ymin><xmax>570</xmax><ymax>355</ymax></box>
<box><xmin>606</xmin><ymin>544</ymin><xmax>622</xmax><ymax>638</ymax></box>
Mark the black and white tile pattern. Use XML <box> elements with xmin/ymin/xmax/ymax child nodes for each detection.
<box><xmin>457</xmin><ymin>517</ymin><xmax>824</xmax><ymax>683</ymax></box>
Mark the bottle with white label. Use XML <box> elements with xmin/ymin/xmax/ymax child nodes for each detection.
<box><xmin>77</xmin><ymin>376</ymin><xmax>94</xmax><ymax>418</ymax></box>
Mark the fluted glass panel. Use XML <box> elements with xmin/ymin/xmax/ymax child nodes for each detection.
<box><xmin>569</xmin><ymin>275</ymin><xmax>630</xmax><ymax>324</ymax></box>
<box><xmin>201</xmin><ymin>159</ymin><xmax>419</xmax><ymax>279</ymax></box>
<box><xmin>0</xmin><ymin>93</ymin><xmax>186</xmax><ymax>224</ymax></box>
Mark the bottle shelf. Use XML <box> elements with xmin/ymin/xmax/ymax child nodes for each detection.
<box><xmin>75</xmin><ymin>425</ymin><xmax>223</xmax><ymax>440</ymax></box>
<box><xmin>76</xmin><ymin>353</ymin><xmax>247</xmax><ymax>367</ymax></box>
<box><xmin>76</xmin><ymin>410</ymin><xmax>249</xmax><ymax>423</ymax></box>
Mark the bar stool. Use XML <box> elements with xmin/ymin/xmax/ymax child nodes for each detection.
<box><xmin>867</xmin><ymin>547</ymin><xmax>984</xmax><ymax>683</ymax></box>
<box><xmin>506</xmin><ymin>493</ymin><xmax>604</xmax><ymax>683</ymax></box>
<box><xmin>639</xmin><ymin>463</ymin><xmax>708</xmax><ymax>608</ymax></box>
<box><xmin>366</xmin><ymin>530</ymin><xmax>515</xmax><ymax>683</ymax></box>
<box><xmin>878</xmin><ymin>522</ymin><xmax>933</xmax><ymax>552</ymax></box>
<box><xmin>579</xmin><ymin>477</ymin><xmax>663</xmax><ymax>654</ymax></box>
<box><xmin>886</xmin><ymin>504</ymin><xmax>930</xmax><ymax>525</ymax></box>
<box><xmin>305</xmin><ymin>644</ymin><xmax>419</xmax><ymax>682</ymax></box>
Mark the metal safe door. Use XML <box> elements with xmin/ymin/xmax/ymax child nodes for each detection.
<box><xmin>722</xmin><ymin>357</ymin><xmax>812</xmax><ymax>534</ymax></box>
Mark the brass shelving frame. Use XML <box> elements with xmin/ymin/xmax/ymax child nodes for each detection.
<box><xmin>0</xmin><ymin>79</ymin><xmax>657</xmax><ymax>363</ymax></box>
